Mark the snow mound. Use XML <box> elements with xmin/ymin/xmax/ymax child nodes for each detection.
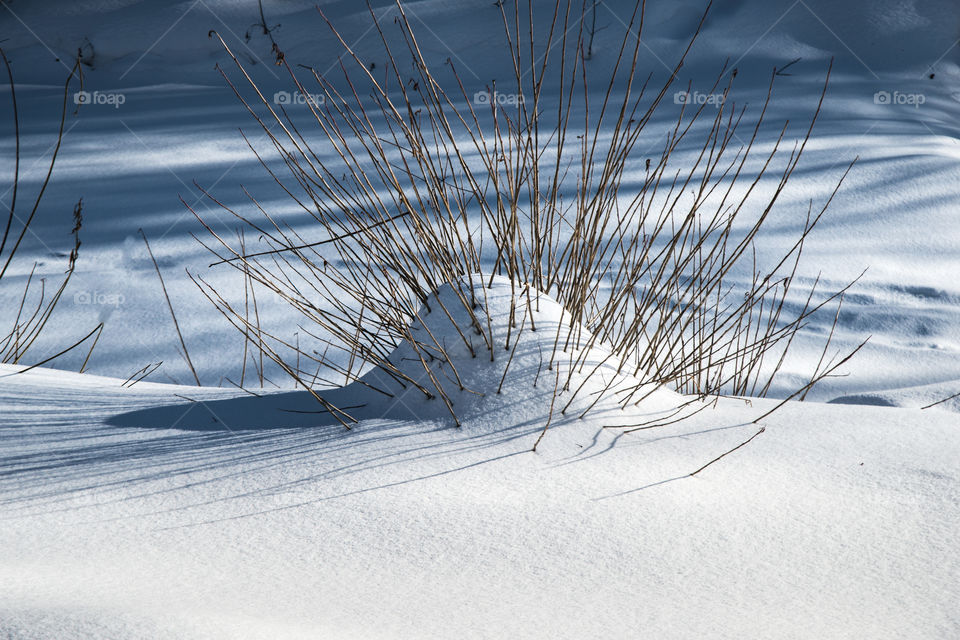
<box><xmin>108</xmin><ymin>275</ymin><xmax>682</xmax><ymax>433</ymax></box>
<box><xmin>829</xmin><ymin>378</ymin><xmax>960</xmax><ymax>413</ymax></box>
<box><xmin>351</xmin><ymin>274</ymin><xmax>682</xmax><ymax>429</ymax></box>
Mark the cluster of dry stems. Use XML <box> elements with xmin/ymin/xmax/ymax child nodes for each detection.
<box><xmin>191</xmin><ymin>0</ymin><xmax>863</xmax><ymax>426</ymax></box>
<box><xmin>1</xmin><ymin>49</ymin><xmax>103</xmax><ymax>371</ymax></box>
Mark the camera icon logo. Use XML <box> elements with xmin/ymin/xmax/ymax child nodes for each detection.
<box><xmin>473</xmin><ymin>91</ymin><xmax>490</xmax><ymax>105</ymax></box>
<box><xmin>73</xmin><ymin>91</ymin><xmax>91</xmax><ymax>105</ymax></box>
<box><xmin>873</xmin><ymin>90</ymin><xmax>891</xmax><ymax>105</ymax></box>
<box><xmin>674</xmin><ymin>91</ymin><xmax>689</xmax><ymax>104</ymax></box>
<box><xmin>273</xmin><ymin>91</ymin><xmax>292</xmax><ymax>105</ymax></box>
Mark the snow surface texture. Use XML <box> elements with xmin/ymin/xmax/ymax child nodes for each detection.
<box><xmin>2</xmin><ymin>278</ymin><xmax>959</xmax><ymax>638</ymax></box>
<box><xmin>2</xmin><ymin>361</ymin><xmax>958</xmax><ymax>639</ymax></box>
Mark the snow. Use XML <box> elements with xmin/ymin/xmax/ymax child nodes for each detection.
<box><xmin>2</xmin><ymin>360</ymin><xmax>958</xmax><ymax>638</ymax></box>
<box><xmin>1</xmin><ymin>0</ymin><xmax>960</xmax><ymax>637</ymax></box>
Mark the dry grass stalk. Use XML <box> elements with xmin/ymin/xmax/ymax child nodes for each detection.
<box><xmin>140</xmin><ymin>229</ymin><xmax>201</xmax><ymax>385</ymax></box>
<box><xmin>1</xmin><ymin>51</ymin><xmax>100</xmax><ymax>369</ymax></box>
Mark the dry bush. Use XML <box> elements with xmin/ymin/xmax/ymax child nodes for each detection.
<box><xmin>192</xmin><ymin>1</ymin><xmax>863</xmax><ymax>426</ymax></box>
<box><xmin>0</xmin><ymin>49</ymin><xmax>102</xmax><ymax>369</ymax></box>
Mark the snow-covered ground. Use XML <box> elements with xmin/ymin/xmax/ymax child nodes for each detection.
<box><xmin>2</xmin><ymin>360</ymin><xmax>958</xmax><ymax>639</ymax></box>
<box><xmin>1</xmin><ymin>0</ymin><xmax>959</xmax><ymax>637</ymax></box>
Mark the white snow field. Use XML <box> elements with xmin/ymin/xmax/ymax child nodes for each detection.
<box><xmin>2</xmin><ymin>280</ymin><xmax>958</xmax><ymax>639</ymax></box>
<box><xmin>1</xmin><ymin>0</ymin><xmax>960</xmax><ymax>637</ymax></box>
<box><xmin>2</xmin><ymin>358</ymin><xmax>958</xmax><ymax>638</ymax></box>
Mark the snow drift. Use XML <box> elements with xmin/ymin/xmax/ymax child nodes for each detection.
<box><xmin>111</xmin><ymin>275</ymin><xmax>683</xmax><ymax>433</ymax></box>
